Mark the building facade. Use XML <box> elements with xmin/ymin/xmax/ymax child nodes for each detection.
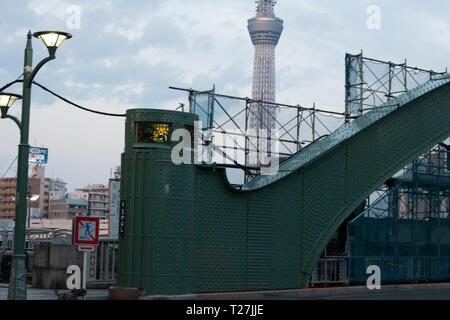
<box><xmin>0</xmin><ymin>177</ymin><xmax>18</xmax><ymax>220</ymax></box>
<box><xmin>0</xmin><ymin>177</ymin><xmax>40</xmax><ymax>220</ymax></box>
<box><xmin>0</xmin><ymin>166</ymin><xmax>68</xmax><ymax>220</ymax></box>
<box><xmin>69</xmin><ymin>184</ymin><xmax>109</xmax><ymax>218</ymax></box>
<box><xmin>30</xmin><ymin>166</ymin><xmax>67</xmax><ymax>219</ymax></box>
<box><xmin>67</xmin><ymin>198</ymin><xmax>89</xmax><ymax>217</ymax></box>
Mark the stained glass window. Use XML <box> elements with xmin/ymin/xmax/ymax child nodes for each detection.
<box><xmin>136</xmin><ymin>122</ymin><xmax>171</xmax><ymax>144</ymax></box>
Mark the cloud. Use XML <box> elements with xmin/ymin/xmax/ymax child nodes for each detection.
<box><xmin>113</xmin><ymin>81</ymin><xmax>145</xmax><ymax>96</ymax></box>
<box><xmin>64</xmin><ymin>79</ymin><xmax>88</xmax><ymax>88</ymax></box>
<box><xmin>422</xmin><ymin>18</ymin><xmax>450</xmax><ymax>46</ymax></box>
<box><xmin>26</xmin><ymin>0</ymin><xmax>113</xmax><ymax>18</ymax></box>
<box><xmin>133</xmin><ymin>45</ymin><xmax>225</xmax><ymax>84</ymax></box>
<box><xmin>129</xmin><ymin>0</ymin><xmax>253</xmax><ymax>84</ymax></box>
<box><xmin>100</xmin><ymin>57</ymin><xmax>121</xmax><ymax>68</ymax></box>
<box><xmin>26</xmin><ymin>0</ymin><xmax>71</xmax><ymax>20</ymax></box>
<box><xmin>104</xmin><ymin>17</ymin><xmax>151</xmax><ymax>41</ymax></box>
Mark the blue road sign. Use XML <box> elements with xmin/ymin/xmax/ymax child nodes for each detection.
<box><xmin>29</xmin><ymin>147</ymin><xmax>48</xmax><ymax>165</ymax></box>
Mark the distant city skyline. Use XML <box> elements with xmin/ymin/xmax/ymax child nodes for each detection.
<box><xmin>1</xmin><ymin>1</ymin><xmax>450</xmax><ymax>191</ymax></box>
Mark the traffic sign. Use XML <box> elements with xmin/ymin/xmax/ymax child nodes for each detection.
<box><xmin>73</xmin><ymin>217</ymin><xmax>99</xmax><ymax>245</ymax></box>
<box><xmin>28</xmin><ymin>146</ymin><xmax>48</xmax><ymax>165</ymax></box>
<box><xmin>72</xmin><ymin>217</ymin><xmax>99</xmax><ymax>296</ymax></box>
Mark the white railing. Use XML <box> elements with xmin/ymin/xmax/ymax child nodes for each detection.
<box><xmin>87</xmin><ymin>238</ymin><xmax>118</xmax><ymax>283</ymax></box>
<box><xmin>0</xmin><ymin>228</ymin><xmax>72</xmax><ymax>250</ymax></box>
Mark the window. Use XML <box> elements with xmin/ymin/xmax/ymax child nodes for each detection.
<box><xmin>136</xmin><ymin>122</ymin><xmax>171</xmax><ymax>144</ymax></box>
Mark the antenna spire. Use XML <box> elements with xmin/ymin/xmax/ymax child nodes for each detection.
<box><xmin>256</xmin><ymin>0</ymin><xmax>276</xmax><ymax>17</ymax></box>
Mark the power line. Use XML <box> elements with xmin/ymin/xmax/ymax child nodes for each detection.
<box><xmin>1</xmin><ymin>78</ymin><xmax>127</xmax><ymax>117</ymax></box>
<box><xmin>32</xmin><ymin>81</ymin><xmax>127</xmax><ymax>117</ymax></box>
<box><xmin>2</xmin><ymin>156</ymin><xmax>18</xmax><ymax>178</ymax></box>
<box><xmin>0</xmin><ymin>78</ymin><xmax>23</xmax><ymax>93</ymax></box>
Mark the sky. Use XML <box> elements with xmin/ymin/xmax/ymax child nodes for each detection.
<box><xmin>1</xmin><ymin>0</ymin><xmax>450</xmax><ymax>192</ymax></box>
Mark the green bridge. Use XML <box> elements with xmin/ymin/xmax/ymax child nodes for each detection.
<box><xmin>117</xmin><ymin>77</ymin><xmax>450</xmax><ymax>295</ymax></box>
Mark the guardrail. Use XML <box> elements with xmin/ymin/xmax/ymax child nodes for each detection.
<box><xmin>88</xmin><ymin>238</ymin><xmax>118</xmax><ymax>283</ymax></box>
<box><xmin>1</xmin><ymin>229</ymin><xmax>119</xmax><ymax>284</ymax></box>
<box><xmin>311</xmin><ymin>257</ymin><xmax>348</xmax><ymax>286</ymax></box>
<box><xmin>0</xmin><ymin>228</ymin><xmax>73</xmax><ymax>250</ymax></box>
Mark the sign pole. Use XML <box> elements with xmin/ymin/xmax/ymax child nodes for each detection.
<box><xmin>82</xmin><ymin>251</ymin><xmax>87</xmax><ymax>299</ymax></box>
<box><xmin>73</xmin><ymin>216</ymin><xmax>99</xmax><ymax>300</ymax></box>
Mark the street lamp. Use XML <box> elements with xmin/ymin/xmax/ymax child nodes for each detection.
<box><xmin>27</xmin><ymin>194</ymin><xmax>40</xmax><ymax>229</ymax></box>
<box><xmin>0</xmin><ymin>93</ymin><xmax>22</xmax><ymax>129</ymax></box>
<box><xmin>0</xmin><ymin>93</ymin><xmax>21</xmax><ymax>108</ymax></box>
<box><xmin>33</xmin><ymin>31</ymin><xmax>72</xmax><ymax>57</ymax></box>
<box><xmin>0</xmin><ymin>30</ymin><xmax>71</xmax><ymax>300</ymax></box>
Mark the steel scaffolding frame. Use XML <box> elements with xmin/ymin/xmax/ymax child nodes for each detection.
<box><xmin>170</xmin><ymin>86</ymin><xmax>345</xmax><ymax>181</ymax></box>
<box><xmin>312</xmin><ymin>53</ymin><xmax>450</xmax><ymax>286</ymax></box>
<box><xmin>345</xmin><ymin>51</ymin><xmax>447</xmax><ymax>121</ymax></box>
<box><xmin>348</xmin><ymin>143</ymin><xmax>450</xmax><ymax>283</ymax></box>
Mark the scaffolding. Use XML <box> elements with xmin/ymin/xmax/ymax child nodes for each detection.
<box><xmin>170</xmin><ymin>86</ymin><xmax>346</xmax><ymax>182</ymax></box>
<box><xmin>348</xmin><ymin>143</ymin><xmax>450</xmax><ymax>283</ymax></box>
<box><xmin>311</xmin><ymin>53</ymin><xmax>450</xmax><ymax>286</ymax></box>
<box><xmin>170</xmin><ymin>52</ymin><xmax>450</xmax><ymax>285</ymax></box>
<box><xmin>345</xmin><ymin>51</ymin><xmax>447</xmax><ymax>120</ymax></box>
<box><xmin>171</xmin><ymin>53</ymin><xmax>448</xmax><ymax>184</ymax></box>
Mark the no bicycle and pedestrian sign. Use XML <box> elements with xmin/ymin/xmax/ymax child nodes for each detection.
<box><xmin>73</xmin><ymin>217</ymin><xmax>100</xmax><ymax>251</ymax></box>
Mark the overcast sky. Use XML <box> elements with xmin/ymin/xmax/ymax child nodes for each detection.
<box><xmin>1</xmin><ymin>0</ymin><xmax>450</xmax><ymax>191</ymax></box>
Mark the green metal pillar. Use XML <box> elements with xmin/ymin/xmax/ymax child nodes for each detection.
<box><xmin>8</xmin><ymin>32</ymin><xmax>33</xmax><ymax>300</ymax></box>
<box><xmin>117</xmin><ymin>109</ymin><xmax>199</xmax><ymax>295</ymax></box>
<box><xmin>2</xmin><ymin>30</ymin><xmax>68</xmax><ymax>300</ymax></box>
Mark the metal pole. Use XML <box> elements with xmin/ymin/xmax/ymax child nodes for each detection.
<box><xmin>82</xmin><ymin>251</ymin><xmax>87</xmax><ymax>300</ymax></box>
<box><xmin>312</xmin><ymin>103</ymin><xmax>316</xmax><ymax>142</ymax></box>
<box><xmin>27</xmin><ymin>203</ymin><xmax>30</xmax><ymax>229</ymax></box>
<box><xmin>244</xmin><ymin>99</ymin><xmax>250</xmax><ymax>182</ymax></box>
<box><xmin>8</xmin><ymin>32</ymin><xmax>33</xmax><ymax>301</ymax></box>
<box><xmin>359</xmin><ymin>51</ymin><xmax>364</xmax><ymax>116</ymax></box>
<box><xmin>296</xmin><ymin>108</ymin><xmax>300</xmax><ymax>152</ymax></box>
<box><xmin>7</xmin><ymin>31</ymin><xmax>56</xmax><ymax>300</ymax></box>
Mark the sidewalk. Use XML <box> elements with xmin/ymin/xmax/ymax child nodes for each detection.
<box><xmin>142</xmin><ymin>283</ymin><xmax>450</xmax><ymax>300</ymax></box>
<box><xmin>0</xmin><ymin>284</ymin><xmax>109</xmax><ymax>300</ymax></box>
<box><xmin>2</xmin><ymin>283</ymin><xmax>450</xmax><ymax>300</ymax></box>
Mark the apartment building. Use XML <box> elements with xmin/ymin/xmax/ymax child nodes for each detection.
<box><xmin>69</xmin><ymin>184</ymin><xmax>109</xmax><ymax>218</ymax></box>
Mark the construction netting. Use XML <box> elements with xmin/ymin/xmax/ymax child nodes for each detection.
<box><xmin>348</xmin><ymin>145</ymin><xmax>450</xmax><ymax>283</ymax></box>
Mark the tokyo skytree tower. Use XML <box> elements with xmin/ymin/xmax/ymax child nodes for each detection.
<box><xmin>247</xmin><ymin>0</ymin><xmax>283</xmax><ymax>172</ymax></box>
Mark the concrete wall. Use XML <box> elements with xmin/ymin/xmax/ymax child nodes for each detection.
<box><xmin>32</xmin><ymin>244</ymin><xmax>83</xmax><ymax>289</ymax></box>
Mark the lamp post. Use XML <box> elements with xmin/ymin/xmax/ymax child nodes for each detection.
<box><xmin>27</xmin><ymin>194</ymin><xmax>40</xmax><ymax>229</ymax></box>
<box><xmin>0</xmin><ymin>30</ymin><xmax>71</xmax><ymax>300</ymax></box>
